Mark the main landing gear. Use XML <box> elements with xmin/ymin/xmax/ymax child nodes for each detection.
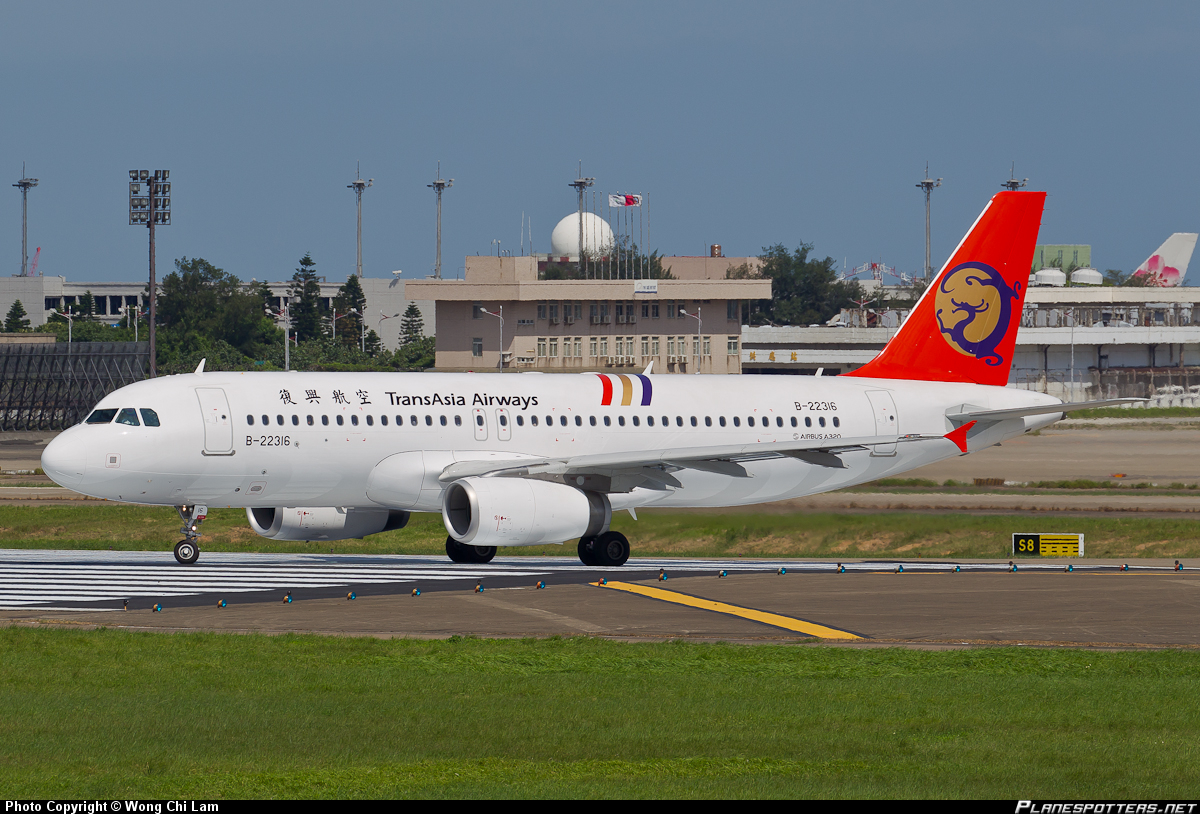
<box><xmin>578</xmin><ymin>531</ymin><xmax>630</xmax><ymax>567</ymax></box>
<box><xmin>173</xmin><ymin>504</ymin><xmax>207</xmax><ymax>565</ymax></box>
<box><xmin>445</xmin><ymin>536</ymin><xmax>497</xmax><ymax>564</ymax></box>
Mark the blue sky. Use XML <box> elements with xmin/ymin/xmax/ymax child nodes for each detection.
<box><xmin>2</xmin><ymin>1</ymin><xmax>1198</xmax><ymax>285</ymax></box>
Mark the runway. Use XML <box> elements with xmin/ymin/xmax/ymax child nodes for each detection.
<box><xmin>3</xmin><ymin>550</ymin><xmax>1197</xmax><ymax>647</ymax></box>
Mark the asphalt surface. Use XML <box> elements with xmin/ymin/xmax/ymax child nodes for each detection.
<box><xmin>2</xmin><ymin>550</ymin><xmax>1197</xmax><ymax>648</ymax></box>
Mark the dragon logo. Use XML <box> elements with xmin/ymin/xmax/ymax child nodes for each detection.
<box><xmin>934</xmin><ymin>262</ymin><xmax>1020</xmax><ymax>366</ymax></box>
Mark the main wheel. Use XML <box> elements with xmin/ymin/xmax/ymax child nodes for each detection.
<box><xmin>593</xmin><ymin>531</ymin><xmax>630</xmax><ymax>567</ymax></box>
<box><xmin>174</xmin><ymin>539</ymin><xmax>199</xmax><ymax>565</ymax></box>
<box><xmin>446</xmin><ymin>536</ymin><xmax>497</xmax><ymax>564</ymax></box>
<box><xmin>577</xmin><ymin>536</ymin><xmax>598</xmax><ymax>566</ymax></box>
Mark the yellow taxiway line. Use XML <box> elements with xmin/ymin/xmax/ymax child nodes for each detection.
<box><xmin>593</xmin><ymin>580</ymin><xmax>863</xmax><ymax>640</ymax></box>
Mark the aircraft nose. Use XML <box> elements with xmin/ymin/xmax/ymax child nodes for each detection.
<box><xmin>41</xmin><ymin>435</ymin><xmax>86</xmax><ymax>489</ymax></box>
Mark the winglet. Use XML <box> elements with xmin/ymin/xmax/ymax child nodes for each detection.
<box><xmin>194</xmin><ymin>358</ymin><xmax>206</xmax><ymax>374</ymax></box>
<box><xmin>944</xmin><ymin>420</ymin><xmax>977</xmax><ymax>453</ymax></box>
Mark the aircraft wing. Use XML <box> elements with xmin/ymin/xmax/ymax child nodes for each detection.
<box><xmin>438</xmin><ymin>433</ymin><xmax>898</xmax><ymax>484</ymax></box>
<box><xmin>948</xmin><ymin>398</ymin><xmax>1144</xmax><ymax>423</ymax></box>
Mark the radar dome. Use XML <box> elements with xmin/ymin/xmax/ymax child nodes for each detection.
<box><xmin>550</xmin><ymin>213</ymin><xmax>615</xmax><ymax>259</ymax></box>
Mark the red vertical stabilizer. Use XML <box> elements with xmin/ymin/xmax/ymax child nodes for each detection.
<box><xmin>846</xmin><ymin>190</ymin><xmax>1046</xmax><ymax>387</ymax></box>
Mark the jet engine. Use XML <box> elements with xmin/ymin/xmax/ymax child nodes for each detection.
<box><xmin>246</xmin><ymin>506</ymin><xmax>410</xmax><ymax>541</ymax></box>
<box><xmin>442</xmin><ymin>477</ymin><xmax>610</xmax><ymax>547</ymax></box>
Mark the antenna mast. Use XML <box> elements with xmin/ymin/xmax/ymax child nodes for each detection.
<box><xmin>568</xmin><ymin>162</ymin><xmax>595</xmax><ymax>277</ymax></box>
<box><xmin>348</xmin><ymin>162</ymin><xmax>373</xmax><ymax>277</ymax></box>
<box><xmin>1002</xmin><ymin>162</ymin><xmax>1028</xmax><ymax>191</ymax></box>
<box><xmin>13</xmin><ymin>163</ymin><xmax>38</xmax><ymax>277</ymax></box>
<box><xmin>916</xmin><ymin>162</ymin><xmax>942</xmax><ymax>281</ymax></box>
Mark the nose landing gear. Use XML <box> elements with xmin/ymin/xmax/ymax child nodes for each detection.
<box><xmin>173</xmin><ymin>504</ymin><xmax>207</xmax><ymax>565</ymax></box>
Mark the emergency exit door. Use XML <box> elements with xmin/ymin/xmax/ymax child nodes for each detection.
<box><xmin>196</xmin><ymin>388</ymin><xmax>234</xmax><ymax>455</ymax></box>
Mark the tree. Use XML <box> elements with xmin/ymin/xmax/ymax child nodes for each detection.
<box><xmin>78</xmin><ymin>291</ymin><xmax>95</xmax><ymax>318</ymax></box>
<box><xmin>4</xmin><ymin>300</ymin><xmax>31</xmax><ymax>332</ymax></box>
<box><xmin>750</xmin><ymin>243</ymin><xmax>862</xmax><ymax>326</ymax></box>
<box><xmin>157</xmin><ymin>257</ymin><xmax>279</xmax><ymax>359</ymax></box>
<box><xmin>399</xmin><ymin>301</ymin><xmax>424</xmax><ymax>344</ymax></box>
<box><xmin>289</xmin><ymin>253</ymin><xmax>325</xmax><ymax>342</ymax></box>
<box><xmin>331</xmin><ymin>274</ymin><xmax>366</xmax><ymax>346</ymax></box>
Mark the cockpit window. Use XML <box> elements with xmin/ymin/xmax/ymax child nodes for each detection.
<box><xmin>140</xmin><ymin>408</ymin><xmax>161</xmax><ymax>427</ymax></box>
<box><xmin>116</xmin><ymin>408</ymin><xmax>141</xmax><ymax>426</ymax></box>
<box><xmin>86</xmin><ymin>409</ymin><xmax>118</xmax><ymax>424</ymax></box>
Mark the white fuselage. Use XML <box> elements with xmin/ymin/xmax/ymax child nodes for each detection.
<box><xmin>41</xmin><ymin>371</ymin><xmax>1061</xmax><ymax>515</ymax></box>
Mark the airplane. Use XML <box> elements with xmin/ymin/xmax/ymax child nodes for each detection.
<box><xmin>40</xmin><ymin>189</ymin><xmax>1136</xmax><ymax>567</ymax></box>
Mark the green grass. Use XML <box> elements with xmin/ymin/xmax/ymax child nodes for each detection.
<box><xmin>1069</xmin><ymin>406</ymin><xmax>1200</xmax><ymax>419</ymax></box>
<box><xmin>1</xmin><ymin>628</ymin><xmax>1197</xmax><ymax>798</ymax></box>
<box><xmin>3</xmin><ymin>505</ymin><xmax>1200</xmax><ymax>558</ymax></box>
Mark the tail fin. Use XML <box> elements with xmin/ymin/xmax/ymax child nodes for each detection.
<box><xmin>1132</xmin><ymin>232</ymin><xmax>1198</xmax><ymax>287</ymax></box>
<box><xmin>845</xmin><ymin>190</ymin><xmax>1045</xmax><ymax>387</ymax></box>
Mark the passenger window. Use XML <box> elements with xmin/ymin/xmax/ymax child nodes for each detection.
<box><xmin>322</xmin><ymin>415</ymin><xmax>329</xmax><ymax>426</ymax></box>
<box><xmin>366</xmin><ymin>415</ymin><xmax>374</xmax><ymax>426</ymax></box>
<box><xmin>307</xmin><ymin>415</ymin><xmax>314</xmax><ymax>426</ymax></box>
<box><xmin>351</xmin><ymin>415</ymin><xmax>360</xmax><ymax>426</ymax></box>
<box><xmin>618</xmin><ymin>416</ymin><xmax>626</xmax><ymax>427</ymax></box>
<box><xmin>791</xmin><ymin>417</ymin><xmax>797</xmax><ymax>427</ymax></box>
<box><xmin>262</xmin><ymin>415</ymin><xmax>269</xmax><ymax>425</ymax></box>
<box><xmin>140</xmin><ymin>409</ymin><xmax>160</xmax><ymax>427</ymax></box>
<box><xmin>590</xmin><ymin>416</ymin><xmax>596</xmax><ymax>426</ymax></box>
<box><xmin>410</xmin><ymin>415</ymin><xmax>417</xmax><ymax>425</ymax></box>
<box><xmin>531</xmin><ymin>416</ymin><xmax>539</xmax><ymax>426</ymax></box>
<box><xmin>455</xmin><ymin>415</ymin><xmax>462</xmax><ymax>426</ymax></box>
<box><xmin>476</xmin><ymin>414</ymin><xmax>484</xmax><ymax>426</ymax></box>
<box><xmin>805</xmin><ymin>417</ymin><xmax>812</xmax><ymax>427</ymax></box>
<box><xmin>545</xmin><ymin>415</ymin><xmax>553</xmax><ymax>426</ymax></box>
<box><xmin>336</xmin><ymin>415</ymin><xmax>344</xmax><ymax>426</ymax></box>
<box><xmin>603</xmin><ymin>416</ymin><xmax>611</xmax><ymax>426</ymax></box>
<box><xmin>574</xmin><ymin>415</ymin><xmax>581</xmax><ymax>426</ymax></box>
<box><xmin>116</xmin><ymin>408</ymin><xmax>140</xmax><ymax>426</ymax></box>
<box><xmin>705</xmin><ymin>417</ymin><xmax>712</xmax><ymax>427</ymax></box>
<box><xmin>560</xmin><ymin>415</ymin><xmax>567</xmax><ymax>427</ymax></box>
<box><xmin>292</xmin><ymin>415</ymin><xmax>299</xmax><ymax>426</ymax></box>
<box><xmin>247</xmin><ymin>415</ymin><xmax>255</xmax><ymax>426</ymax></box>
<box><xmin>690</xmin><ymin>417</ymin><xmax>697</xmax><ymax>427</ymax></box>
<box><xmin>425</xmin><ymin>415</ymin><xmax>433</xmax><ymax>426</ymax></box>
<box><xmin>777</xmin><ymin>417</ymin><xmax>783</xmax><ymax>428</ymax></box>
<box><xmin>733</xmin><ymin>417</ymin><xmax>741</xmax><ymax>427</ymax></box>
<box><xmin>819</xmin><ymin>416</ymin><xmax>826</xmax><ymax>427</ymax></box>
<box><xmin>516</xmin><ymin>415</ymin><xmax>525</xmax><ymax>426</ymax></box>
<box><xmin>719</xmin><ymin>417</ymin><xmax>726</xmax><ymax>427</ymax></box>
<box><xmin>647</xmin><ymin>416</ymin><xmax>655</xmax><ymax>427</ymax></box>
<box><xmin>380</xmin><ymin>415</ymin><xmax>387</xmax><ymax>426</ymax></box>
<box><xmin>276</xmin><ymin>415</ymin><xmax>284</xmax><ymax>426</ymax></box>
<box><xmin>632</xmin><ymin>416</ymin><xmax>640</xmax><ymax>427</ymax></box>
<box><xmin>500</xmin><ymin>414</ymin><xmax>508</xmax><ymax>427</ymax></box>
<box><xmin>440</xmin><ymin>415</ymin><xmax>447</xmax><ymax>426</ymax></box>
<box><xmin>833</xmin><ymin>416</ymin><xmax>840</xmax><ymax>428</ymax></box>
<box><xmin>747</xmin><ymin>417</ymin><xmax>754</xmax><ymax>427</ymax></box>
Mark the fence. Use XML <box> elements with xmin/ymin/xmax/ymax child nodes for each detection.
<box><xmin>0</xmin><ymin>342</ymin><xmax>149</xmax><ymax>431</ymax></box>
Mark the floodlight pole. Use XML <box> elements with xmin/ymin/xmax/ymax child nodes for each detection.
<box><xmin>13</xmin><ymin>164</ymin><xmax>38</xmax><ymax>277</ymax></box>
<box><xmin>481</xmin><ymin>306</ymin><xmax>504</xmax><ymax>371</ymax></box>
<box><xmin>129</xmin><ymin>169</ymin><xmax>170</xmax><ymax>378</ymax></box>
<box><xmin>917</xmin><ymin>163</ymin><xmax>941</xmax><ymax>282</ymax></box>
<box><xmin>428</xmin><ymin>163</ymin><xmax>453</xmax><ymax>280</ymax></box>
<box><xmin>569</xmin><ymin>166</ymin><xmax>595</xmax><ymax>276</ymax></box>
<box><xmin>348</xmin><ymin>163</ymin><xmax>373</xmax><ymax>278</ymax></box>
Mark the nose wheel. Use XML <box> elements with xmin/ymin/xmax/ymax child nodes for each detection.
<box><xmin>174</xmin><ymin>539</ymin><xmax>200</xmax><ymax>565</ymax></box>
<box><xmin>173</xmin><ymin>504</ymin><xmax>208</xmax><ymax>565</ymax></box>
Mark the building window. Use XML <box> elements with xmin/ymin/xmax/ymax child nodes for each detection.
<box><xmin>589</xmin><ymin>337</ymin><xmax>597</xmax><ymax>357</ymax></box>
<box><xmin>667</xmin><ymin>300</ymin><xmax>676</xmax><ymax>318</ymax></box>
<box><xmin>473</xmin><ymin>302</ymin><xmax>483</xmax><ymax>319</ymax></box>
<box><xmin>727</xmin><ymin>301</ymin><xmax>739</xmax><ymax>321</ymax></box>
<box><xmin>652</xmin><ymin>337</ymin><xmax>660</xmax><ymax>356</ymax></box>
<box><xmin>615</xmin><ymin>337</ymin><xmax>624</xmax><ymax>356</ymax></box>
<box><xmin>728</xmin><ymin>337</ymin><xmax>739</xmax><ymax>355</ymax></box>
<box><xmin>548</xmin><ymin>302</ymin><xmax>559</xmax><ymax>322</ymax></box>
<box><xmin>703</xmin><ymin>336</ymin><xmax>711</xmax><ymax>355</ymax></box>
<box><xmin>667</xmin><ymin>336</ymin><xmax>676</xmax><ymax>356</ymax></box>
<box><xmin>549</xmin><ymin>338</ymin><xmax>558</xmax><ymax>358</ymax></box>
<box><xmin>642</xmin><ymin>303</ymin><xmax>650</xmax><ymax>318</ymax></box>
<box><xmin>641</xmin><ymin>337</ymin><xmax>649</xmax><ymax>356</ymax></box>
<box><xmin>599</xmin><ymin>337</ymin><xmax>608</xmax><ymax>356</ymax></box>
<box><xmin>472</xmin><ymin>337</ymin><xmax>483</xmax><ymax>357</ymax></box>
<box><xmin>537</xmin><ymin>301</ymin><xmax>547</xmax><ymax>320</ymax></box>
<box><xmin>537</xmin><ymin>338</ymin><xmax>547</xmax><ymax>357</ymax></box>
<box><xmin>574</xmin><ymin>338</ymin><xmax>582</xmax><ymax>357</ymax></box>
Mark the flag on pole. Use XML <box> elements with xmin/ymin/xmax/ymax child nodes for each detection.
<box><xmin>608</xmin><ymin>194</ymin><xmax>642</xmax><ymax>207</ymax></box>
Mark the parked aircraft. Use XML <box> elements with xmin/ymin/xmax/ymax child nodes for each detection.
<box><xmin>41</xmin><ymin>190</ymin><xmax>1132</xmax><ymax>566</ymax></box>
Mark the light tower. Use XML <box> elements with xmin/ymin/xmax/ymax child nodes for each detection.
<box><xmin>129</xmin><ymin>169</ymin><xmax>171</xmax><ymax>378</ymax></box>
<box><xmin>427</xmin><ymin>163</ymin><xmax>453</xmax><ymax>280</ymax></box>
<box><xmin>348</xmin><ymin>163</ymin><xmax>373</xmax><ymax>277</ymax></box>
<box><xmin>1002</xmin><ymin>163</ymin><xmax>1028</xmax><ymax>191</ymax></box>
<box><xmin>568</xmin><ymin>163</ymin><xmax>595</xmax><ymax>276</ymax></box>
<box><xmin>916</xmin><ymin>163</ymin><xmax>941</xmax><ymax>281</ymax></box>
<box><xmin>13</xmin><ymin>164</ymin><xmax>38</xmax><ymax>277</ymax></box>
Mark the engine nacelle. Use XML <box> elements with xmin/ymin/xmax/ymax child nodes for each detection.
<box><xmin>246</xmin><ymin>506</ymin><xmax>410</xmax><ymax>541</ymax></box>
<box><xmin>442</xmin><ymin>477</ymin><xmax>610</xmax><ymax>547</ymax></box>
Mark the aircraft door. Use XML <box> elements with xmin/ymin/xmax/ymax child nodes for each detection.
<box><xmin>196</xmin><ymin>387</ymin><xmax>234</xmax><ymax>455</ymax></box>
<box><xmin>471</xmin><ymin>408</ymin><xmax>488</xmax><ymax>441</ymax></box>
<box><xmin>865</xmin><ymin>390</ymin><xmax>898</xmax><ymax>456</ymax></box>
<box><xmin>496</xmin><ymin>408</ymin><xmax>511</xmax><ymax>441</ymax></box>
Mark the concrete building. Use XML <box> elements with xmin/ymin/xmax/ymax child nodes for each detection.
<box><xmin>741</xmin><ymin>286</ymin><xmax>1200</xmax><ymax>401</ymax></box>
<box><xmin>406</xmin><ymin>254</ymin><xmax>771</xmax><ymax>373</ymax></box>
<box><xmin>0</xmin><ymin>275</ymin><xmax>433</xmax><ymax>351</ymax></box>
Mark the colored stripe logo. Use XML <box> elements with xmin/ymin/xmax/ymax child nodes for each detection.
<box><xmin>596</xmin><ymin>373</ymin><xmax>652</xmax><ymax>406</ymax></box>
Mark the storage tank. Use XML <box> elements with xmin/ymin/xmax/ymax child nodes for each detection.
<box><xmin>1034</xmin><ymin>268</ymin><xmax>1067</xmax><ymax>287</ymax></box>
<box><xmin>1070</xmin><ymin>267</ymin><xmax>1103</xmax><ymax>286</ymax></box>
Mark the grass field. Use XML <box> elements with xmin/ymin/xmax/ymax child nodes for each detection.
<box><xmin>1</xmin><ymin>628</ymin><xmax>1197</xmax><ymax>798</ymax></box>
<box><xmin>3</xmin><ymin>504</ymin><xmax>1200</xmax><ymax>558</ymax></box>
